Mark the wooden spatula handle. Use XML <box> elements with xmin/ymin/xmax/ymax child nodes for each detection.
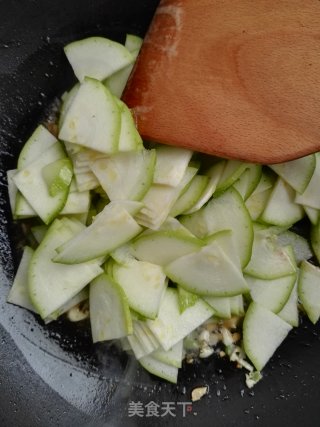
<box><xmin>123</xmin><ymin>0</ymin><xmax>320</xmax><ymax>163</ymax></box>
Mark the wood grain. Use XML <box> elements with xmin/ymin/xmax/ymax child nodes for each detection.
<box><xmin>122</xmin><ymin>0</ymin><xmax>320</xmax><ymax>163</ymax></box>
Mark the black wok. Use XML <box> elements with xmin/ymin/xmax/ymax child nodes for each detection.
<box><xmin>1</xmin><ymin>1</ymin><xmax>320</xmax><ymax>426</ymax></box>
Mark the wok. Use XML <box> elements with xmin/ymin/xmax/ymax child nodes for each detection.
<box><xmin>0</xmin><ymin>1</ymin><xmax>320</xmax><ymax>426</ymax></box>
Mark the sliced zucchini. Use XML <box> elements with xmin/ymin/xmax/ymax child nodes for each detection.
<box><xmin>245</xmin><ymin>170</ymin><xmax>276</xmax><ymax>221</ymax></box>
<box><xmin>14</xmin><ymin>193</ymin><xmax>36</xmax><ymax>219</ymax></box>
<box><xmin>278</xmin><ymin>281</ymin><xmax>299</xmax><ymax>327</ymax></box>
<box><xmin>105</xmin><ymin>49</ymin><xmax>139</xmax><ymax>99</ymax></box>
<box><xmin>13</xmin><ymin>142</ymin><xmax>68</xmax><ymax>224</ymax></box>
<box><xmin>170</xmin><ymin>175</ymin><xmax>209</xmax><ymax>217</ymax></box>
<box><xmin>89</xmin><ymin>273</ymin><xmax>132</xmax><ymax>342</ymax></box>
<box><xmin>203</xmin><ymin>296</ymin><xmax>231</xmax><ymax>319</ymax></box>
<box><xmin>233</xmin><ymin>164</ymin><xmax>262</xmax><ymax>200</ymax></box>
<box><xmin>216</xmin><ymin>160</ymin><xmax>248</xmax><ymax>192</ymax></box>
<box><xmin>246</xmin><ymin>273</ymin><xmax>296</xmax><ymax>313</ymax></box>
<box><xmin>184</xmin><ymin>160</ymin><xmax>225</xmax><ymax>214</ymax></box>
<box><xmin>125</xmin><ymin>34</ymin><xmax>143</xmax><ymax>52</ymax></box>
<box><xmin>244</xmin><ymin>225</ymin><xmax>296</xmax><ymax>280</ymax></box>
<box><xmin>165</xmin><ymin>239</ymin><xmax>249</xmax><ymax>297</ymax></box>
<box><xmin>17</xmin><ymin>125</ymin><xmax>57</xmax><ymax>169</ymax></box>
<box><xmin>243</xmin><ymin>302</ymin><xmax>292</xmax><ymax>371</ymax></box>
<box><xmin>132</xmin><ymin>230</ymin><xmax>203</xmax><ymax>266</ymax></box>
<box><xmin>29</xmin><ymin>218</ymin><xmax>103</xmax><ymax>319</ymax></box>
<box><xmin>132</xmin><ymin>319</ymin><xmax>159</xmax><ymax>354</ymax></box>
<box><xmin>139</xmin><ymin>355</ymin><xmax>179</xmax><ymax>384</ymax></box>
<box><xmin>177</xmin><ymin>287</ymin><xmax>199</xmax><ymax>314</ymax></box>
<box><xmin>310</xmin><ymin>220</ymin><xmax>320</xmax><ymax>264</ymax></box>
<box><xmin>146</xmin><ymin>288</ymin><xmax>213</xmax><ymax>351</ymax></box>
<box><xmin>45</xmin><ymin>287</ymin><xmax>89</xmax><ymax>323</ymax></box>
<box><xmin>298</xmin><ymin>260</ymin><xmax>320</xmax><ymax>324</ymax></box>
<box><xmin>90</xmin><ymin>149</ymin><xmax>155</xmax><ymax>201</ymax></box>
<box><xmin>7</xmin><ymin>246</ymin><xmax>36</xmax><ymax>312</ymax></box>
<box><xmin>136</xmin><ymin>166</ymin><xmax>198</xmax><ymax>229</ymax></box>
<box><xmin>59</xmin><ymin>83</ymin><xmax>80</xmax><ymax>129</ymax></box>
<box><xmin>153</xmin><ymin>146</ymin><xmax>192</xmax><ymax>187</ymax></box>
<box><xmin>59</xmin><ymin>77</ymin><xmax>120</xmax><ymax>154</ymax></box>
<box><xmin>181</xmin><ymin>187</ymin><xmax>253</xmax><ymax>268</ymax></box>
<box><xmin>151</xmin><ymin>340</ymin><xmax>183</xmax><ymax>369</ymax></box>
<box><xmin>278</xmin><ymin>230</ymin><xmax>312</xmax><ymax>265</ymax></box>
<box><xmin>60</xmin><ymin>191</ymin><xmax>90</xmax><ymax>215</ymax></box>
<box><xmin>53</xmin><ymin>202</ymin><xmax>142</xmax><ymax>264</ymax></box>
<box><xmin>64</xmin><ymin>36</ymin><xmax>133</xmax><ymax>82</ymax></box>
<box><xmin>295</xmin><ymin>153</ymin><xmax>320</xmax><ymax>209</ymax></box>
<box><xmin>260</xmin><ymin>178</ymin><xmax>304</xmax><ymax>226</ymax></box>
<box><xmin>269</xmin><ymin>154</ymin><xmax>316</xmax><ymax>194</ymax></box>
<box><xmin>116</xmin><ymin>99</ymin><xmax>143</xmax><ymax>151</ymax></box>
<box><xmin>112</xmin><ymin>260</ymin><xmax>167</xmax><ymax>319</ymax></box>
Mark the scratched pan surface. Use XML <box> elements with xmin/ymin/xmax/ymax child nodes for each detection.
<box><xmin>1</xmin><ymin>1</ymin><xmax>320</xmax><ymax>426</ymax></box>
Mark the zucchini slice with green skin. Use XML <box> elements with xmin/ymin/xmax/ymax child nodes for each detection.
<box><xmin>132</xmin><ymin>319</ymin><xmax>159</xmax><ymax>354</ymax></box>
<box><xmin>60</xmin><ymin>191</ymin><xmax>90</xmax><ymax>215</ymax></box>
<box><xmin>181</xmin><ymin>187</ymin><xmax>253</xmax><ymax>268</ymax></box>
<box><xmin>29</xmin><ymin>219</ymin><xmax>103</xmax><ymax>319</ymax></box>
<box><xmin>244</xmin><ymin>225</ymin><xmax>296</xmax><ymax>280</ymax></box>
<box><xmin>278</xmin><ymin>230</ymin><xmax>313</xmax><ymax>265</ymax></box>
<box><xmin>260</xmin><ymin>178</ymin><xmax>304</xmax><ymax>227</ymax></box>
<box><xmin>177</xmin><ymin>287</ymin><xmax>199</xmax><ymax>314</ymax></box>
<box><xmin>105</xmin><ymin>50</ymin><xmax>139</xmax><ymax>99</ymax></box>
<box><xmin>132</xmin><ymin>230</ymin><xmax>203</xmax><ymax>266</ymax></box>
<box><xmin>298</xmin><ymin>261</ymin><xmax>320</xmax><ymax>324</ymax></box>
<box><xmin>243</xmin><ymin>302</ymin><xmax>292</xmax><ymax>371</ymax></box>
<box><xmin>136</xmin><ymin>167</ymin><xmax>198</xmax><ymax>230</ymax></box>
<box><xmin>59</xmin><ymin>77</ymin><xmax>121</xmax><ymax>154</ymax></box>
<box><xmin>147</xmin><ymin>288</ymin><xmax>214</xmax><ymax>351</ymax></box>
<box><xmin>153</xmin><ymin>146</ymin><xmax>193</xmax><ymax>187</ymax></box>
<box><xmin>125</xmin><ymin>34</ymin><xmax>143</xmax><ymax>52</ymax></box>
<box><xmin>53</xmin><ymin>202</ymin><xmax>142</xmax><ymax>264</ymax></box>
<box><xmin>170</xmin><ymin>175</ymin><xmax>209</xmax><ymax>217</ymax></box>
<box><xmin>42</xmin><ymin>158</ymin><xmax>73</xmax><ymax>197</ymax></box>
<box><xmin>216</xmin><ymin>160</ymin><xmax>249</xmax><ymax>192</ymax></box>
<box><xmin>184</xmin><ymin>161</ymin><xmax>225</xmax><ymax>214</ymax></box>
<box><xmin>233</xmin><ymin>164</ymin><xmax>262</xmax><ymax>200</ymax></box>
<box><xmin>278</xmin><ymin>282</ymin><xmax>299</xmax><ymax>327</ymax></box>
<box><xmin>246</xmin><ymin>273</ymin><xmax>296</xmax><ymax>314</ymax></box>
<box><xmin>112</xmin><ymin>260</ymin><xmax>167</xmax><ymax>319</ymax></box>
<box><xmin>14</xmin><ymin>192</ymin><xmax>36</xmax><ymax>219</ymax></box>
<box><xmin>64</xmin><ymin>36</ymin><xmax>133</xmax><ymax>82</ymax></box>
<box><xmin>90</xmin><ymin>149</ymin><xmax>155</xmax><ymax>202</ymax></box>
<box><xmin>139</xmin><ymin>355</ymin><xmax>179</xmax><ymax>384</ymax></box>
<box><xmin>44</xmin><ymin>287</ymin><xmax>89</xmax><ymax>324</ymax></box>
<box><xmin>269</xmin><ymin>154</ymin><xmax>316</xmax><ymax>194</ymax></box>
<box><xmin>17</xmin><ymin>124</ymin><xmax>57</xmax><ymax>169</ymax></box>
<box><xmin>295</xmin><ymin>153</ymin><xmax>320</xmax><ymax>209</ymax></box>
<box><xmin>311</xmin><ymin>220</ymin><xmax>320</xmax><ymax>264</ymax></box>
<box><xmin>116</xmin><ymin>99</ymin><xmax>143</xmax><ymax>151</ymax></box>
<box><xmin>245</xmin><ymin>171</ymin><xmax>276</xmax><ymax>220</ymax></box>
<box><xmin>7</xmin><ymin>246</ymin><xmax>36</xmax><ymax>312</ymax></box>
<box><xmin>89</xmin><ymin>273</ymin><xmax>132</xmax><ymax>342</ymax></box>
<box><xmin>59</xmin><ymin>83</ymin><xmax>80</xmax><ymax>129</ymax></box>
<box><xmin>165</xmin><ymin>239</ymin><xmax>249</xmax><ymax>297</ymax></box>
<box><xmin>203</xmin><ymin>296</ymin><xmax>231</xmax><ymax>319</ymax></box>
<box><xmin>229</xmin><ymin>295</ymin><xmax>245</xmax><ymax>316</ymax></box>
<box><xmin>13</xmin><ymin>142</ymin><xmax>69</xmax><ymax>224</ymax></box>
<box><xmin>151</xmin><ymin>340</ymin><xmax>183</xmax><ymax>369</ymax></box>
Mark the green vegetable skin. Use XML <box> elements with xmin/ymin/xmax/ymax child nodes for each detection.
<box><xmin>7</xmin><ymin>33</ymin><xmax>320</xmax><ymax>386</ymax></box>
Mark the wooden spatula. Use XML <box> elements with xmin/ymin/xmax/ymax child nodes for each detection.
<box><xmin>122</xmin><ymin>0</ymin><xmax>320</xmax><ymax>164</ymax></box>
